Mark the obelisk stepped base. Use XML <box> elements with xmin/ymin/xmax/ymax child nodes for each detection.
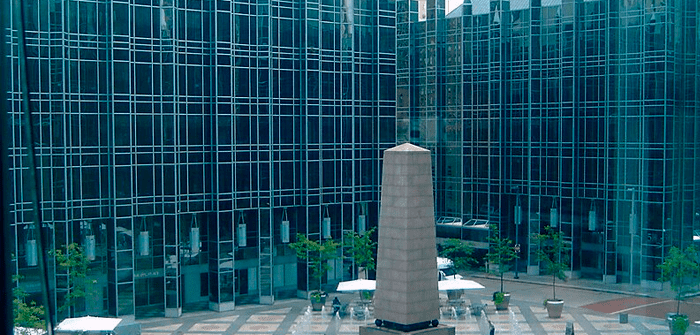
<box><xmin>360</xmin><ymin>324</ymin><xmax>455</xmax><ymax>335</ymax></box>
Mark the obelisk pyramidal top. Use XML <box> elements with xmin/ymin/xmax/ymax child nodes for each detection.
<box><xmin>373</xmin><ymin>143</ymin><xmax>440</xmax><ymax>331</ymax></box>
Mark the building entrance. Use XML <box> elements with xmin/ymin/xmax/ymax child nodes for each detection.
<box><xmin>135</xmin><ymin>277</ymin><xmax>165</xmax><ymax>318</ymax></box>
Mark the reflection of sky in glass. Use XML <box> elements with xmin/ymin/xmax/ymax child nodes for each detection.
<box><xmin>448</xmin><ymin>0</ymin><xmax>538</xmax><ymax>15</ymax></box>
<box><xmin>510</xmin><ymin>0</ymin><xmax>529</xmax><ymax>10</ymax></box>
<box><xmin>461</xmin><ymin>0</ymin><xmax>565</xmax><ymax>11</ymax></box>
<box><xmin>472</xmin><ymin>0</ymin><xmax>489</xmax><ymax>14</ymax></box>
<box><xmin>446</xmin><ymin>0</ymin><xmax>460</xmax><ymax>15</ymax></box>
<box><xmin>542</xmin><ymin>0</ymin><xmax>562</xmax><ymax>6</ymax></box>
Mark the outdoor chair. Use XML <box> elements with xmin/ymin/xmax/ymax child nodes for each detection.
<box><xmin>470</xmin><ymin>303</ymin><xmax>486</xmax><ymax>316</ymax></box>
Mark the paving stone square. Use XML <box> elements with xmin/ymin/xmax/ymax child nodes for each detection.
<box><xmin>203</xmin><ymin>315</ymin><xmax>238</xmax><ymax>322</ymax></box>
<box><xmin>261</xmin><ymin>307</ymin><xmax>292</xmax><ymax>314</ymax></box>
<box><xmin>247</xmin><ymin>314</ymin><xmax>286</xmax><ymax>322</ymax></box>
<box><xmin>188</xmin><ymin>323</ymin><xmax>231</xmax><ymax>332</ymax></box>
<box><xmin>237</xmin><ymin>323</ymin><xmax>279</xmax><ymax>332</ymax></box>
<box><xmin>540</xmin><ymin>321</ymin><xmax>581</xmax><ymax>332</ymax></box>
<box><xmin>492</xmin><ymin>321</ymin><xmax>532</xmax><ymax>333</ymax></box>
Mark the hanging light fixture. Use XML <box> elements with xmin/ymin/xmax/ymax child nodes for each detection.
<box><xmin>550</xmin><ymin>200</ymin><xmax>558</xmax><ymax>228</ymax></box>
<box><xmin>237</xmin><ymin>214</ymin><xmax>247</xmax><ymax>247</ymax></box>
<box><xmin>138</xmin><ymin>218</ymin><xmax>150</xmax><ymax>256</ymax></box>
<box><xmin>26</xmin><ymin>225</ymin><xmax>38</xmax><ymax>267</ymax></box>
<box><xmin>322</xmin><ymin>206</ymin><xmax>331</xmax><ymax>238</ymax></box>
<box><xmin>83</xmin><ymin>221</ymin><xmax>96</xmax><ymax>261</ymax></box>
<box><xmin>281</xmin><ymin>208</ymin><xmax>290</xmax><ymax>243</ymax></box>
<box><xmin>191</xmin><ymin>215</ymin><xmax>200</xmax><ymax>254</ymax></box>
<box><xmin>358</xmin><ymin>204</ymin><xmax>366</xmax><ymax>235</ymax></box>
<box><xmin>588</xmin><ymin>202</ymin><xmax>597</xmax><ymax>232</ymax></box>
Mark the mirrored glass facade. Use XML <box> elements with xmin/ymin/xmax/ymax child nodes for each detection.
<box><xmin>402</xmin><ymin>0</ymin><xmax>699</xmax><ymax>286</ymax></box>
<box><xmin>7</xmin><ymin>0</ymin><xmax>395</xmax><ymax>319</ymax></box>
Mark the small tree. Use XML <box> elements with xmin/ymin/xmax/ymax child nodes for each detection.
<box><xmin>343</xmin><ymin>227</ymin><xmax>377</xmax><ymax>279</ymax></box>
<box><xmin>52</xmin><ymin>242</ymin><xmax>89</xmax><ymax>315</ymax></box>
<box><xmin>13</xmin><ymin>275</ymin><xmax>45</xmax><ymax>330</ymax></box>
<box><xmin>532</xmin><ymin>226</ymin><xmax>569</xmax><ymax>301</ymax></box>
<box><xmin>438</xmin><ymin>238</ymin><xmax>476</xmax><ymax>272</ymax></box>
<box><xmin>485</xmin><ymin>224</ymin><xmax>517</xmax><ymax>293</ymax></box>
<box><xmin>658</xmin><ymin>245</ymin><xmax>700</xmax><ymax>316</ymax></box>
<box><xmin>289</xmin><ymin>233</ymin><xmax>340</xmax><ymax>294</ymax></box>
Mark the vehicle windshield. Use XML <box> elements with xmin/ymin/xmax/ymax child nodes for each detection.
<box><xmin>441</xmin><ymin>267</ymin><xmax>457</xmax><ymax>276</ymax></box>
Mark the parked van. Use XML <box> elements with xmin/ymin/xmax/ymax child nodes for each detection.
<box><xmin>437</xmin><ymin>257</ymin><xmax>463</xmax><ymax>281</ymax></box>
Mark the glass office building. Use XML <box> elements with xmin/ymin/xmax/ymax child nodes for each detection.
<box><xmin>401</xmin><ymin>0</ymin><xmax>699</xmax><ymax>287</ymax></box>
<box><xmin>6</xmin><ymin>0</ymin><xmax>395</xmax><ymax>319</ymax></box>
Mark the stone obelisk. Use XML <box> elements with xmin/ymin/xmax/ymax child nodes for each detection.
<box><xmin>361</xmin><ymin>143</ymin><xmax>454</xmax><ymax>335</ymax></box>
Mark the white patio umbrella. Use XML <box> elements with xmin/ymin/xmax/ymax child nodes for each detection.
<box><xmin>336</xmin><ymin>279</ymin><xmax>376</xmax><ymax>292</ymax></box>
<box><xmin>55</xmin><ymin>316</ymin><xmax>141</xmax><ymax>334</ymax></box>
<box><xmin>336</xmin><ymin>279</ymin><xmax>376</xmax><ymax>302</ymax></box>
<box><xmin>438</xmin><ymin>279</ymin><xmax>485</xmax><ymax>301</ymax></box>
<box><xmin>438</xmin><ymin>279</ymin><xmax>485</xmax><ymax>291</ymax></box>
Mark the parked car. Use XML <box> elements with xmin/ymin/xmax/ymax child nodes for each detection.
<box><xmin>437</xmin><ymin>256</ymin><xmax>463</xmax><ymax>281</ymax></box>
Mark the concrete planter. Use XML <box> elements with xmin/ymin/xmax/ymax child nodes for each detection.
<box><xmin>545</xmin><ymin>299</ymin><xmax>564</xmax><ymax>318</ymax></box>
<box><xmin>310</xmin><ymin>292</ymin><xmax>328</xmax><ymax>311</ymax></box>
<box><xmin>494</xmin><ymin>292</ymin><xmax>511</xmax><ymax>310</ymax></box>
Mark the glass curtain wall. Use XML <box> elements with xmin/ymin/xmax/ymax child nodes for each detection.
<box><xmin>7</xmin><ymin>0</ymin><xmax>395</xmax><ymax>321</ymax></box>
<box><xmin>402</xmin><ymin>0</ymin><xmax>699</xmax><ymax>285</ymax></box>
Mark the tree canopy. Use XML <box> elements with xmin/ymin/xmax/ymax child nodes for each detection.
<box><xmin>658</xmin><ymin>245</ymin><xmax>700</xmax><ymax>316</ymax></box>
<box><xmin>532</xmin><ymin>226</ymin><xmax>569</xmax><ymax>300</ymax></box>
<box><xmin>343</xmin><ymin>227</ymin><xmax>377</xmax><ymax>278</ymax></box>
<box><xmin>289</xmin><ymin>234</ymin><xmax>339</xmax><ymax>292</ymax></box>
<box><xmin>485</xmin><ymin>224</ymin><xmax>517</xmax><ymax>293</ymax></box>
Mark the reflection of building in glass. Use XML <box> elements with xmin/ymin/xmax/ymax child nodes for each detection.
<box><xmin>7</xmin><ymin>0</ymin><xmax>395</xmax><ymax>320</ymax></box>
<box><xmin>402</xmin><ymin>0</ymin><xmax>699</xmax><ymax>287</ymax></box>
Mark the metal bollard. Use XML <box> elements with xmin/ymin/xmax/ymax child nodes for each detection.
<box><xmin>619</xmin><ymin>313</ymin><xmax>628</xmax><ymax>324</ymax></box>
<box><xmin>565</xmin><ymin>321</ymin><xmax>574</xmax><ymax>335</ymax></box>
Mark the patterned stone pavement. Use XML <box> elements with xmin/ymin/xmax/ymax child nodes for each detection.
<box><xmin>136</xmin><ymin>294</ymin><xmax>693</xmax><ymax>335</ymax></box>
<box><xmin>135</xmin><ymin>271</ymin><xmax>700</xmax><ymax>335</ymax></box>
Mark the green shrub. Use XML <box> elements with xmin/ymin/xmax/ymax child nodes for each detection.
<box><xmin>493</xmin><ymin>291</ymin><xmax>505</xmax><ymax>304</ymax></box>
<box><xmin>671</xmin><ymin>314</ymin><xmax>689</xmax><ymax>333</ymax></box>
